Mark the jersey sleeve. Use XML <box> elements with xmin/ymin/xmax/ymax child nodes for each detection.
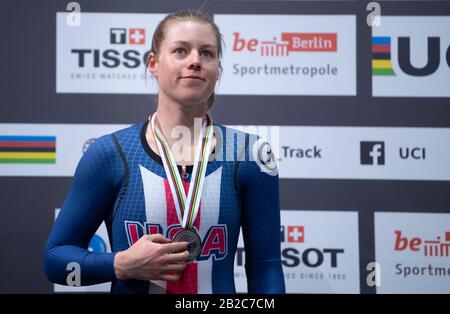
<box><xmin>237</xmin><ymin>135</ymin><xmax>286</xmax><ymax>293</ymax></box>
<box><xmin>44</xmin><ymin>134</ymin><xmax>124</xmax><ymax>286</ymax></box>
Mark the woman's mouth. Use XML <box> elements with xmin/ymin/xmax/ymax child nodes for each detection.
<box><xmin>181</xmin><ymin>75</ymin><xmax>206</xmax><ymax>81</ymax></box>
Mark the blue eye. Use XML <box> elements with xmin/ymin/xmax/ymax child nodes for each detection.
<box><xmin>174</xmin><ymin>48</ymin><xmax>187</xmax><ymax>55</ymax></box>
<box><xmin>201</xmin><ymin>50</ymin><xmax>214</xmax><ymax>57</ymax></box>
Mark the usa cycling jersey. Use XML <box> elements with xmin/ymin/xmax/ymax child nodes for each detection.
<box><xmin>44</xmin><ymin>121</ymin><xmax>285</xmax><ymax>294</ymax></box>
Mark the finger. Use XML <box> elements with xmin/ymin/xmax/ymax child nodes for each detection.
<box><xmin>164</xmin><ymin>250</ymin><xmax>190</xmax><ymax>263</ymax></box>
<box><xmin>160</xmin><ymin>273</ymin><xmax>181</xmax><ymax>282</ymax></box>
<box><xmin>161</xmin><ymin>241</ymin><xmax>190</xmax><ymax>253</ymax></box>
<box><xmin>149</xmin><ymin>234</ymin><xmax>172</xmax><ymax>244</ymax></box>
<box><xmin>161</xmin><ymin>263</ymin><xmax>187</xmax><ymax>273</ymax></box>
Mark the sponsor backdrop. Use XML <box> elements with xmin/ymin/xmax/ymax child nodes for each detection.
<box><xmin>0</xmin><ymin>0</ymin><xmax>449</xmax><ymax>293</ymax></box>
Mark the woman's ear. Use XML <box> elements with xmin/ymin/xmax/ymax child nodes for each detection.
<box><xmin>148</xmin><ymin>52</ymin><xmax>158</xmax><ymax>77</ymax></box>
<box><xmin>217</xmin><ymin>61</ymin><xmax>222</xmax><ymax>81</ymax></box>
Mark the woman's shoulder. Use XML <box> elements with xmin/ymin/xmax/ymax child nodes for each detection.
<box><xmin>82</xmin><ymin>122</ymin><xmax>143</xmax><ymax>159</ymax></box>
<box><xmin>213</xmin><ymin>124</ymin><xmax>278</xmax><ymax>176</ymax></box>
<box><xmin>112</xmin><ymin>122</ymin><xmax>144</xmax><ymax>140</ymax></box>
<box><xmin>213</xmin><ymin>123</ymin><xmax>259</xmax><ymax>142</ymax></box>
<box><xmin>213</xmin><ymin>123</ymin><xmax>262</xmax><ymax>153</ymax></box>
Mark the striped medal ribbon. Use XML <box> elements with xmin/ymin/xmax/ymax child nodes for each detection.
<box><xmin>150</xmin><ymin>113</ymin><xmax>214</xmax><ymax>233</ymax></box>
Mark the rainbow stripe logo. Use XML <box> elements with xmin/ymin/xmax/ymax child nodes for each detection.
<box><xmin>372</xmin><ymin>36</ymin><xmax>396</xmax><ymax>76</ymax></box>
<box><xmin>0</xmin><ymin>136</ymin><xmax>56</xmax><ymax>164</ymax></box>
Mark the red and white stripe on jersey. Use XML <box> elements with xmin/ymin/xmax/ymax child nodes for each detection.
<box><xmin>139</xmin><ymin>165</ymin><xmax>223</xmax><ymax>294</ymax></box>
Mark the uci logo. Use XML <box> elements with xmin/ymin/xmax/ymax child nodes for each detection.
<box><xmin>252</xmin><ymin>139</ymin><xmax>278</xmax><ymax>176</ymax></box>
<box><xmin>392</xmin><ymin>37</ymin><xmax>450</xmax><ymax>76</ymax></box>
<box><xmin>88</xmin><ymin>234</ymin><xmax>107</xmax><ymax>253</ymax></box>
<box><xmin>397</xmin><ymin>37</ymin><xmax>450</xmax><ymax>76</ymax></box>
<box><xmin>373</xmin><ymin>36</ymin><xmax>450</xmax><ymax>77</ymax></box>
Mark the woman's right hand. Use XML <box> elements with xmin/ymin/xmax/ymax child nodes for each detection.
<box><xmin>113</xmin><ymin>234</ymin><xmax>190</xmax><ymax>281</ymax></box>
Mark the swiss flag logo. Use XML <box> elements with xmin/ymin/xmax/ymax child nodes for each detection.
<box><xmin>129</xmin><ymin>28</ymin><xmax>145</xmax><ymax>45</ymax></box>
<box><xmin>288</xmin><ymin>226</ymin><xmax>304</xmax><ymax>243</ymax></box>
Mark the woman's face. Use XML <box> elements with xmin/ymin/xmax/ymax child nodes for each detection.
<box><xmin>149</xmin><ymin>20</ymin><xmax>220</xmax><ymax>107</ymax></box>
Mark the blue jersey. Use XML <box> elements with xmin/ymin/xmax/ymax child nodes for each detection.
<box><xmin>44</xmin><ymin>121</ymin><xmax>285</xmax><ymax>294</ymax></box>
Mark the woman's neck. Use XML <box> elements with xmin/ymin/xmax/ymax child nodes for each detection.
<box><xmin>148</xmin><ymin>98</ymin><xmax>209</xmax><ymax>165</ymax></box>
<box><xmin>155</xmin><ymin>100</ymin><xmax>208</xmax><ymax>137</ymax></box>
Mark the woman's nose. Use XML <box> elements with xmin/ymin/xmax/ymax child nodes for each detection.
<box><xmin>188</xmin><ymin>51</ymin><xmax>201</xmax><ymax>70</ymax></box>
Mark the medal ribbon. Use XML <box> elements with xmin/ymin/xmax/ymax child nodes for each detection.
<box><xmin>150</xmin><ymin>113</ymin><xmax>214</xmax><ymax>230</ymax></box>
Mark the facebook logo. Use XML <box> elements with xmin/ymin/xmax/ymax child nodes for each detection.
<box><xmin>360</xmin><ymin>141</ymin><xmax>385</xmax><ymax>165</ymax></box>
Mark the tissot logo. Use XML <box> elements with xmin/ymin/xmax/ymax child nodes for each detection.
<box><xmin>360</xmin><ymin>141</ymin><xmax>385</xmax><ymax>165</ymax></box>
<box><xmin>57</xmin><ymin>13</ymin><xmax>164</xmax><ymax>94</ymax></box>
<box><xmin>71</xmin><ymin>27</ymin><xmax>148</xmax><ymax>68</ymax></box>
<box><xmin>110</xmin><ymin>28</ymin><xmax>126</xmax><ymax>44</ymax></box>
<box><xmin>129</xmin><ymin>28</ymin><xmax>145</xmax><ymax>45</ymax></box>
<box><xmin>279</xmin><ymin>224</ymin><xmax>344</xmax><ymax>268</ymax></box>
<box><xmin>110</xmin><ymin>28</ymin><xmax>146</xmax><ymax>45</ymax></box>
<box><xmin>234</xmin><ymin>211</ymin><xmax>359</xmax><ymax>293</ymax></box>
<box><xmin>281</xmin><ymin>225</ymin><xmax>304</xmax><ymax>243</ymax></box>
<box><xmin>236</xmin><ymin>224</ymin><xmax>344</xmax><ymax>268</ymax></box>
